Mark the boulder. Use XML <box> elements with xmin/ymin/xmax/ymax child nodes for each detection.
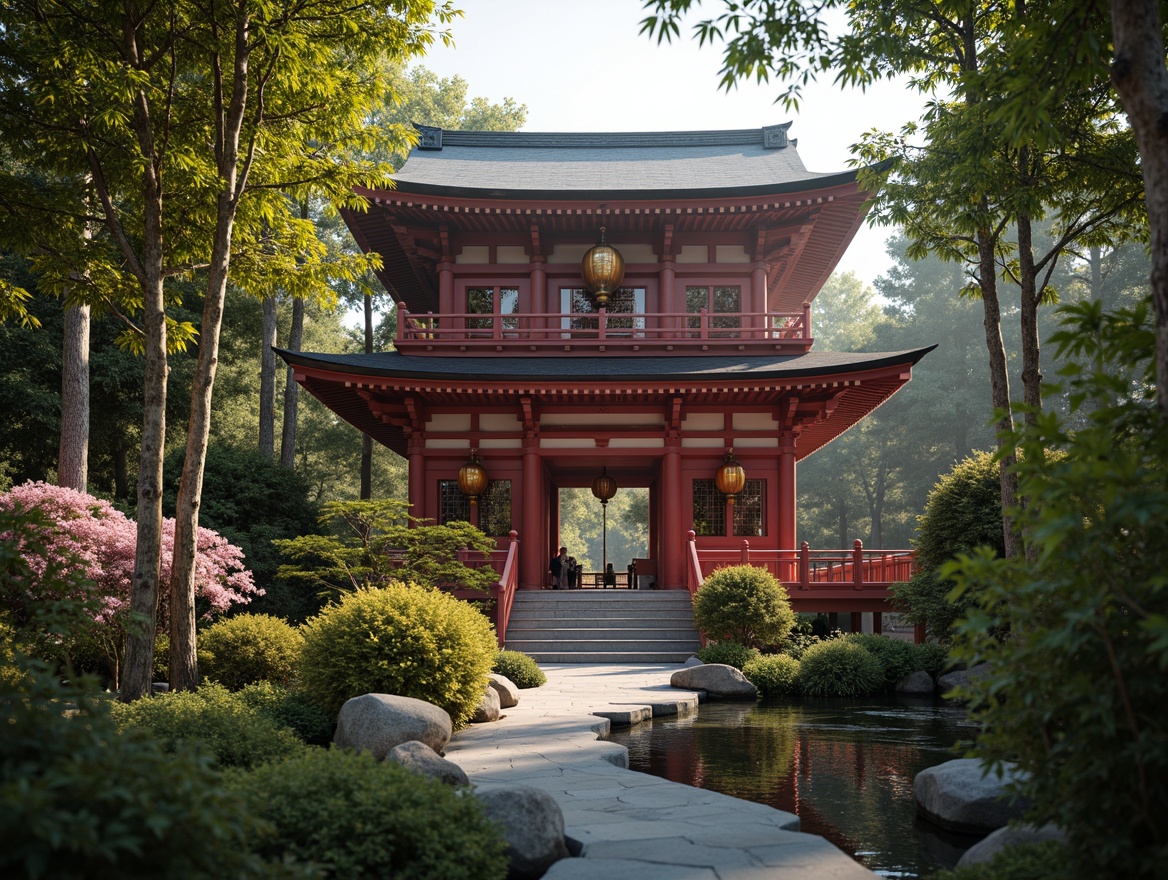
<box><xmin>470</xmin><ymin>684</ymin><xmax>502</xmax><ymax>723</ymax></box>
<box><xmin>937</xmin><ymin>663</ymin><xmax>993</xmax><ymax>698</ymax></box>
<box><xmin>333</xmin><ymin>693</ymin><xmax>452</xmax><ymax>759</ymax></box>
<box><xmin>387</xmin><ymin>740</ymin><xmax>469</xmax><ymax>787</ymax></box>
<box><xmin>488</xmin><ymin>673</ymin><xmax>520</xmax><ymax>709</ymax></box>
<box><xmin>682</xmin><ymin>655</ymin><xmax>703</xmax><ymax>668</ymax></box>
<box><xmin>956</xmin><ymin>824</ymin><xmax>1066</xmax><ymax>868</ymax></box>
<box><xmin>475</xmin><ymin>785</ymin><xmax>569</xmax><ymax>880</ymax></box>
<box><xmin>914</xmin><ymin>758</ymin><xmax>1029</xmax><ymax>834</ymax></box>
<box><xmin>896</xmin><ymin>670</ymin><xmax>935</xmax><ymax>695</ymax></box>
<box><xmin>670</xmin><ymin>663</ymin><xmax>757</xmax><ymax>699</ymax></box>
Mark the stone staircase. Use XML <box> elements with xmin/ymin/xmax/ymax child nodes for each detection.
<box><xmin>503</xmin><ymin>590</ymin><xmax>700</xmax><ymax>663</ymax></box>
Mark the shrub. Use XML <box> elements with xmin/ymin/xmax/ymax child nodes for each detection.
<box><xmin>782</xmin><ymin>630</ymin><xmax>829</xmax><ymax>660</ymax></box>
<box><xmin>912</xmin><ymin>641</ymin><xmax>951</xmax><ymax>680</ymax></box>
<box><xmin>299</xmin><ymin>584</ymin><xmax>497</xmax><ymax>726</ymax></box>
<box><xmin>743</xmin><ymin>654</ymin><xmax>801</xmax><ymax>698</ymax></box>
<box><xmin>932</xmin><ymin>840</ymin><xmax>1071</xmax><ymax>880</ymax></box>
<box><xmin>110</xmin><ymin>682</ymin><xmax>306</xmax><ymax>770</ymax></box>
<box><xmin>0</xmin><ymin>660</ymin><xmax>297</xmax><ymax>879</ymax></box>
<box><xmin>692</xmin><ymin>564</ymin><xmax>795</xmax><ymax>649</ymax></box>
<box><xmin>198</xmin><ymin>613</ymin><xmax>304</xmax><ymax>690</ymax></box>
<box><xmin>797</xmin><ymin>639</ymin><xmax>883</xmax><ymax>697</ymax></box>
<box><xmin>493</xmin><ymin>649</ymin><xmax>546</xmax><ymax>689</ymax></box>
<box><xmin>844</xmin><ymin>633</ymin><xmax>920</xmax><ymax>689</ymax></box>
<box><xmin>696</xmin><ymin>640</ymin><xmax>759</xmax><ymax>669</ymax></box>
<box><xmin>234</xmin><ymin>747</ymin><xmax>508</xmax><ymax>880</ymax></box>
<box><xmin>239</xmin><ymin>681</ymin><xmax>335</xmax><ymax>745</ymax></box>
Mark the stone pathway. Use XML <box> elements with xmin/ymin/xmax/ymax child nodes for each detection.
<box><xmin>445</xmin><ymin>664</ymin><xmax>875</xmax><ymax>879</ymax></box>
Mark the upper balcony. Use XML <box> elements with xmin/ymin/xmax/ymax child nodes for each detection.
<box><xmin>394</xmin><ymin>302</ymin><xmax>813</xmax><ymax>357</ymax></box>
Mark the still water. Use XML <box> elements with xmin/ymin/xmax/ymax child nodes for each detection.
<box><xmin>606</xmin><ymin>696</ymin><xmax>982</xmax><ymax>878</ymax></box>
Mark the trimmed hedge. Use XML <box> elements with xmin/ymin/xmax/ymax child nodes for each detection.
<box><xmin>692</xmin><ymin>564</ymin><xmax>795</xmax><ymax>649</ymax></box>
<box><xmin>234</xmin><ymin>748</ymin><xmax>508</xmax><ymax>880</ymax></box>
<box><xmin>493</xmin><ymin>649</ymin><xmax>546</xmax><ymax>689</ymax></box>
<box><xmin>238</xmin><ymin>681</ymin><xmax>335</xmax><ymax>745</ymax></box>
<box><xmin>797</xmin><ymin>639</ymin><xmax>884</xmax><ymax>697</ymax></box>
<box><xmin>696</xmin><ymin>640</ymin><xmax>759</xmax><ymax>669</ymax></box>
<box><xmin>299</xmin><ymin>584</ymin><xmax>497</xmax><ymax>726</ymax></box>
<box><xmin>198</xmin><ymin>613</ymin><xmax>304</xmax><ymax>690</ymax></box>
<box><xmin>743</xmin><ymin>654</ymin><xmax>801</xmax><ymax>698</ymax></box>
<box><xmin>843</xmin><ymin>633</ymin><xmax>920</xmax><ymax>689</ymax></box>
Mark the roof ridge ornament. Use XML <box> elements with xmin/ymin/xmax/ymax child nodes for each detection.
<box><xmin>762</xmin><ymin>123</ymin><xmax>793</xmax><ymax>150</ymax></box>
<box><xmin>415</xmin><ymin>123</ymin><xmax>443</xmax><ymax>151</ymax></box>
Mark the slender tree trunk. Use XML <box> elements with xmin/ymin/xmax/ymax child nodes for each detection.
<box><xmin>58</xmin><ymin>301</ymin><xmax>90</xmax><ymax>491</ymax></box>
<box><xmin>113</xmin><ymin>441</ymin><xmax>129</xmax><ymax>500</ymax></box>
<box><xmin>1017</xmin><ymin>210</ymin><xmax>1043</xmax><ymax>422</ymax></box>
<box><xmin>280</xmin><ymin>295</ymin><xmax>304</xmax><ymax>469</ymax></box>
<box><xmin>1109</xmin><ymin>0</ymin><xmax>1168</xmax><ymax>421</ymax></box>
<box><xmin>259</xmin><ymin>295</ymin><xmax>277</xmax><ymax>457</ymax></box>
<box><xmin>360</xmin><ymin>290</ymin><xmax>374</xmax><ymax>499</ymax></box>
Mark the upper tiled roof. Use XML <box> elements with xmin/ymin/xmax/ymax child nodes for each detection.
<box><xmin>390</xmin><ymin>123</ymin><xmax>851</xmax><ymax>198</ymax></box>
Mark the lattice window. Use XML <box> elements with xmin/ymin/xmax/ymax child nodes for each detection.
<box><xmin>691</xmin><ymin>479</ymin><xmax>726</xmax><ymax>537</ymax></box>
<box><xmin>733</xmin><ymin>479</ymin><xmax>766</xmax><ymax>536</ymax></box>
<box><xmin>439</xmin><ymin>480</ymin><xmax>471</xmax><ymax>524</ymax></box>
<box><xmin>466</xmin><ymin>286</ymin><xmax>519</xmax><ymax>332</ymax></box>
<box><xmin>686</xmin><ymin>285</ymin><xmax>741</xmax><ymax>334</ymax></box>
<box><xmin>560</xmin><ymin>287</ymin><xmax>646</xmax><ymax>334</ymax></box>
<box><xmin>479</xmin><ymin>480</ymin><xmax>512</xmax><ymax>536</ymax></box>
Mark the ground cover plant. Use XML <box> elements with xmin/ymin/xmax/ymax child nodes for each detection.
<box><xmin>493</xmin><ymin>649</ymin><xmax>546</xmax><ymax>688</ymax></box>
<box><xmin>796</xmin><ymin>638</ymin><xmax>884</xmax><ymax>697</ymax></box>
<box><xmin>238</xmin><ymin>681</ymin><xmax>335</xmax><ymax>746</ymax></box>
<box><xmin>692</xmin><ymin>564</ymin><xmax>795</xmax><ymax>649</ymax></box>
<box><xmin>198</xmin><ymin>612</ymin><xmax>304</xmax><ymax>690</ymax></box>
<box><xmin>696</xmin><ymin>639</ymin><xmax>759</xmax><ymax>669</ymax></box>
<box><xmin>742</xmin><ymin>654</ymin><xmax>801</xmax><ymax>697</ymax></box>
<box><xmin>299</xmin><ymin>583</ymin><xmax>497</xmax><ymax>725</ymax></box>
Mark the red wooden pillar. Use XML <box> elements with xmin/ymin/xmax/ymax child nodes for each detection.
<box><xmin>778</xmin><ymin>434</ymin><xmax>797</xmax><ymax>552</ymax></box>
<box><xmin>659</xmin><ymin>257</ymin><xmax>677</xmax><ymax>330</ymax></box>
<box><xmin>873</xmin><ymin>612</ymin><xmax>883</xmax><ymax>635</ymax></box>
<box><xmin>521</xmin><ymin>439</ymin><xmax>543</xmax><ymax>589</ymax></box>
<box><xmin>407</xmin><ymin>437</ymin><xmax>426</xmax><ymax>525</ymax></box>
<box><xmin>661</xmin><ymin>437</ymin><xmax>683</xmax><ymax>588</ymax></box>
<box><xmin>438</xmin><ymin>260</ymin><xmax>454</xmax><ymax>315</ymax></box>
<box><xmin>751</xmin><ymin>264</ymin><xmax>767</xmax><ymax>335</ymax></box>
<box><xmin>529</xmin><ymin>257</ymin><xmax>547</xmax><ymax>336</ymax></box>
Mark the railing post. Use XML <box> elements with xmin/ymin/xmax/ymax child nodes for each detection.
<box><xmin>799</xmin><ymin>541</ymin><xmax>810</xmax><ymax>589</ymax></box>
<box><xmin>397</xmin><ymin>302</ymin><xmax>411</xmax><ymax>341</ymax></box>
<box><xmin>853</xmin><ymin>539</ymin><xmax>864</xmax><ymax>590</ymax></box>
<box><xmin>598</xmin><ymin>306</ymin><xmax>607</xmax><ymax>340</ymax></box>
<box><xmin>701</xmin><ymin>307</ymin><xmax>709</xmax><ymax>339</ymax></box>
<box><xmin>802</xmin><ymin>301</ymin><xmax>811</xmax><ymax>340</ymax></box>
<box><xmin>740</xmin><ymin>539</ymin><xmax>750</xmax><ymax>565</ymax></box>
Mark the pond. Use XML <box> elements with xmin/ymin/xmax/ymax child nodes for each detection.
<box><xmin>606</xmin><ymin>696</ymin><xmax>982</xmax><ymax>878</ymax></box>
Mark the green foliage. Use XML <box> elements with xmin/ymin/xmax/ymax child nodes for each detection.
<box><xmin>796</xmin><ymin>639</ymin><xmax>884</xmax><ymax>698</ymax></box>
<box><xmin>234</xmin><ymin>747</ymin><xmax>508</xmax><ymax>880</ymax></box>
<box><xmin>913</xmin><ymin>641</ymin><xmax>952</xmax><ymax>680</ymax></box>
<box><xmin>110</xmin><ymin>683</ymin><xmax>306</xmax><ymax>770</ymax></box>
<box><xmin>781</xmin><ymin>631</ymin><xmax>832</xmax><ymax>661</ymax></box>
<box><xmin>1</xmin><ymin>661</ymin><xmax>301</xmax><ymax>880</ymax></box>
<box><xmin>742</xmin><ymin>654</ymin><xmax>801</xmax><ymax>698</ymax></box>
<box><xmin>949</xmin><ymin>299</ymin><xmax>1168</xmax><ymax>879</ymax></box>
<box><xmin>692</xmin><ymin>565</ymin><xmax>795</xmax><ymax>649</ymax></box>
<box><xmin>891</xmin><ymin>451</ymin><xmax>1004</xmax><ymax>642</ymax></box>
<box><xmin>198</xmin><ymin>613</ymin><xmax>304</xmax><ymax>691</ymax></box>
<box><xmin>932</xmin><ymin>841</ymin><xmax>1072</xmax><ymax>880</ymax></box>
<box><xmin>843</xmin><ymin>633</ymin><xmax>920</xmax><ymax>689</ymax></box>
<box><xmin>238</xmin><ymin>681</ymin><xmax>335</xmax><ymax>746</ymax></box>
<box><xmin>696</xmin><ymin>640</ymin><xmax>759</xmax><ymax>669</ymax></box>
<box><xmin>493</xmin><ymin>649</ymin><xmax>546</xmax><ymax>689</ymax></box>
<box><xmin>299</xmin><ymin>584</ymin><xmax>498</xmax><ymax>725</ymax></box>
<box><xmin>276</xmin><ymin>500</ymin><xmax>498</xmax><ymax>596</ymax></box>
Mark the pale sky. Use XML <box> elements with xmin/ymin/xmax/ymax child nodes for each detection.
<box><xmin>415</xmin><ymin>0</ymin><xmax>928</xmax><ymax>289</ymax></box>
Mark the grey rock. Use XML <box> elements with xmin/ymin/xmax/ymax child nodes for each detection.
<box><xmin>387</xmin><ymin>740</ymin><xmax>469</xmax><ymax>786</ymax></box>
<box><xmin>333</xmin><ymin>693</ymin><xmax>452</xmax><ymax>759</ymax></box>
<box><xmin>670</xmin><ymin>663</ymin><xmax>757</xmax><ymax>698</ymax></box>
<box><xmin>682</xmin><ymin>655</ymin><xmax>703</xmax><ymax>667</ymax></box>
<box><xmin>475</xmin><ymin>785</ymin><xmax>569</xmax><ymax>880</ymax></box>
<box><xmin>151</xmin><ymin>682</ymin><xmax>170</xmax><ymax>693</ymax></box>
<box><xmin>488</xmin><ymin>672</ymin><xmax>520</xmax><ymax>708</ymax></box>
<box><xmin>938</xmin><ymin>662</ymin><xmax>993</xmax><ymax>697</ymax></box>
<box><xmin>915</xmin><ymin>758</ymin><xmax>1029</xmax><ymax>834</ymax></box>
<box><xmin>896</xmin><ymin>670</ymin><xmax>935</xmax><ymax>694</ymax></box>
<box><xmin>470</xmin><ymin>684</ymin><xmax>502</xmax><ymax>723</ymax></box>
<box><xmin>957</xmin><ymin>824</ymin><xmax>1066</xmax><ymax>868</ymax></box>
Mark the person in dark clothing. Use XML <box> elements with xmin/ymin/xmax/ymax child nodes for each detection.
<box><xmin>549</xmin><ymin>546</ymin><xmax>569</xmax><ymax>589</ymax></box>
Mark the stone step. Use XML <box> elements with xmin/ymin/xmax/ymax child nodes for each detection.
<box><xmin>503</xmin><ymin>638</ymin><xmax>701</xmax><ymax>654</ymax></box>
<box><xmin>505</xmin><ymin>627</ymin><xmax>702</xmax><ymax>641</ymax></box>
<box><xmin>516</xmin><ymin>650</ymin><xmax>698</xmax><ymax>664</ymax></box>
<box><xmin>506</xmin><ymin>613</ymin><xmax>695</xmax><ymax>624</ymax></box>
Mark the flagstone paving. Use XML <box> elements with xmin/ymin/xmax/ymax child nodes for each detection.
<box><xmin>445</xmin><ymin>663</ymin><xmax>875</xmax><ymax>879</ymax></box>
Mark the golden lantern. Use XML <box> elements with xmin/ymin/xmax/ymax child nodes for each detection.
<box><xmin>591</xmin><ymin>467</ymin><xmax>619</xmax><ymax>585</ymax></box>
<box><xmin>458</xmin><ymin>450</ymin><xmax>488</xmax><ymax>507</ymax></box>
<box><xmin>715</xmin><ymin>448</ymin><xmax>746</xmax><ymax>505</ymax></box>
<box><xmin>581</xmin><ymin>227</ymin><xmax>625</xmax><ymax>308</ymax></box>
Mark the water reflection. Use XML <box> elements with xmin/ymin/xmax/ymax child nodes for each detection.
<box><xmin>607</xmin><ymin>696</ymin><xmax>981</xmax><ymax>878</ymax></box>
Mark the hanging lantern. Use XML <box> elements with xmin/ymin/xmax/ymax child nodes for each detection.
<box><xmin>581</xmin><ymin>227</ymin><xmax>625</xmax><ymax>308</ymax></box>
<box><xmin>715</xmin><ymin>448</ymin><xmax>746</xmax><ymax>505</ymax></box>
<box><xmin>458</xmin><ymin>450</ymin><xmax>488</xmax><ymax>507</ymax></box>
<box><xmin>590</xmin><ymin>467</ymin><xmax>618</xmax><ymax>506</ymax></box>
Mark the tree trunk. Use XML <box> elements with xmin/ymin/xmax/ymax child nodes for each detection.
<box><xmin>58</xmin><ymin>301</ymin><xmax>90</xmax><ymax>491</ymax></box>
<box><xmin>280</xmin><ymin>295</ymin><xmax>303</xmax><ymax>469</ymax></box>
<box><xmin>113</xmin><ymin>440</ymin><xmax>129</xmax><ymax>500</ymax></box>
<box><xmin>1017</xmin><ymin>208</ymin><xmax>1043</xmax><ymax>422</ymax></box>
<box><xmin>1109</xmin><ymin>0</ymin><xmax>1168</xmax><ymax>420</ymax></box>
<box><xmin>360</xmin><ymin>290</ymin><xmax>374</xmax><ymax>499</ymax></box>
<box><xmin>259</xmin><ymin>295</ymin><xmax>277</xmax><ymax>457</ymax></box>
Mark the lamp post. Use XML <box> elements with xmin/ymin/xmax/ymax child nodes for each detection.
<box><xmin>590</xmin><ymin>467</ymin><xmax>618</xmax><ymax>586</ymax></box>
<box><xmin>715</xmin><ymin>448</ymin><xmax>746</xmax><ymax>536</ymax></box>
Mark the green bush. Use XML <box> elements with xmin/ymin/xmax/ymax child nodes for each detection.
<box><xmin>299</xmin><ymin>584</ymin><xmax>498</xmax><ymax>726</ymax></box>
<box><xmin>891</xmin><ymin>451</ymin><xmax>1004</xmax><ymax>642</ymax></box>
<box><xmin>932</xmin><ymin>840</ymin><xmax>1071</xmax><ymax>880</ymax></box>
<box><xmin>797</xmin><ymin>639</ymin><xmax>884</xmax><ymax>697</ymax></box>
<box><xmin>781</xmin><ymin>630</ymin><xmax>832</xmax><ymax>660</ymax></box>
<box><xmin>692</xmin><ymin>564</ymin><xmax>795</xmax><ymax>649</ymax></box>
<box><xmin>239</xmin><ymin>680</ymin><xmax>335</xmax><ymax>745</ymax></box>
<box><xmin>234</xmin><ymin>747</ymin><xmax>508</xmax><ymax>880</ymax></box>
<box><xmin>110</xmin><ymin>682</ymin><xmax>306</xmax><ymax>769</ymax></box>
<box><xmin>743</xmin><ymin>654</ymin><xmax>801</xmax><ymax>698</ymax></box>
<box><xmin>844</xmin><ymin>633</ymin><xmax>920</xmax><ymax>689</ymax></box>
<box><xmin>912</xmin><ymin>641</ymin><xmax>951</xmax><ymax>680</ymax></box>
<box><xmin>1</xmin><ymin>661</ymin><xmax>301</xmax><ymax>880</ymax></box>
<box><xmin>696</xmin><ymin>640</ymin><xmax>759</xmax><ymax>669</ymax></box>
<box><xmin>493</xmin><ymin>649</ymin><xmax>546</xmax><ymax>689</ymax></box>
<box><xmin>198</xmin><ymin>613</ymin><xmax>304</xmax><ymax>690</ymax></box>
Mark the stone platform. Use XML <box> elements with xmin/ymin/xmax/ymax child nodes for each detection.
<box><xmin>445</xmin><ymin>664</ymin><xmax>875</xmax><ymax>879</ymax></box>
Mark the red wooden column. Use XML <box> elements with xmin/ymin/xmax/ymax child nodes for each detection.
<box><xmin>778</xmin><ymin>433</ymin><xmax>797</xmax><ymax>552</ymax></box>
<box><xmin>520</xmin><ymin>437</ymin><xmax>543</xmax><ymax>589</ymax></box>
<box><xmin>658</xmin><ymin>255</ymin><xmax>677</xmax><ymax>330</ymax></box>
<box><xmin>407</xmin><ymin>436</ymin><xmax>426</xmax><ymax>525</ymax></box>
<box><xmin>529</xmin><ymin>255</ymin><xmax>547</xmax><ymax>335</ymax></box>
<box><xmin>751</xmin><ymin>263</ymin><xmax>767</xmax><ymax>335</ymax></box>
<box><xmin>438</xmin><ymin>260</ymin><xmax>455</xmax><ymax>315</ymax></box>
<box><xmin>661</xmin><ymin>436</ymin><xmax>683</xmax><ymax>588</ymax></box>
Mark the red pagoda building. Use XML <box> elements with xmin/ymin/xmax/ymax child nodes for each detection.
<box><xmin>280</xmin><ymin>123</ymin><xmax>930</xmax><ymax>613</ymax></box>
